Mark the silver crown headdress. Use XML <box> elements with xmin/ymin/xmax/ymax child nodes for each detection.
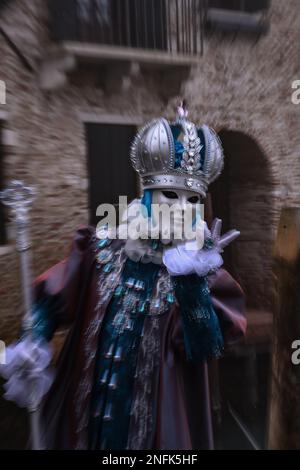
<box><xmin>130</xmin><ymin>105</ymin><xmax>224</xmax><ymax>197</ymax></box>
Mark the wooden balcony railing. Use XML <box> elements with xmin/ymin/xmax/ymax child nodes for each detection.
<box><xmin>49</xmin><ymin>0</ymin><xmax>204</xmax><ymax>56</ymax></box>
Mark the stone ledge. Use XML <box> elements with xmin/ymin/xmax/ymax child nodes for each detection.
<box><xmin>38</xmin><ymin>42</ymin><xmax>198</xmax><ymax>98</ymax></box>
<box><xmin>60</xmin><ymin>42</ymin><xmax>200</xmax><ymax>67</ymax></box>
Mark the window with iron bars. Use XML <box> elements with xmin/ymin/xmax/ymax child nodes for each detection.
<box><xmin>207</xmin><ymin>0</ymin><xmax>270</xmax><ymax>12</ymax></box>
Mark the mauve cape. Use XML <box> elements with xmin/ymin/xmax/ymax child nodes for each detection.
<box><xmin>33</xmin><ymin>226</ymin><xmax>246</xmax><ymax>450</ymax></box>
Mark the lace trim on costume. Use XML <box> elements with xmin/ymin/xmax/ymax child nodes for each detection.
<box><xmin>74</xmin><ymin>236</ymin><xmax>126</xmax><ymax>450</ymax></box>
<box><xmin>126</xmin><ymin>315</ymin><xmax>161</xmax><ymax>450</ymax></box>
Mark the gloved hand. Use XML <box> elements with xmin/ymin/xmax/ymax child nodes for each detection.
<box><xmin>0</xmin><ymin>337</ymin><xmax>54</xmax><ymax>409</ymax></box>
<box><xmin>162</xmin><ymin>218</ymin><xmax>240</xmax><ymax>277</ymax></box>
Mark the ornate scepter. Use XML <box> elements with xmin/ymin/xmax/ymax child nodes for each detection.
<box><xmin>0</xmin><ymin>180</ymin><xmax>42</xmax><ymax>450</ymax></box>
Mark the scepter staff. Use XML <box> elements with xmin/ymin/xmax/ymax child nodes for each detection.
<box><xmin>0</xmin><ymin>180</ymin><xmax>42</xmax><ymax>450</ymax></box>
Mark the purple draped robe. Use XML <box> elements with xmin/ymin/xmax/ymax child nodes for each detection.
<box><xmin>33</xmin><ymin>226</ymin><xmax>246</xmax><ymax>450</ymax></box>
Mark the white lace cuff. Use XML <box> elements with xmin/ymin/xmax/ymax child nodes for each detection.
<box><xmin>0</xmin><ymin>338</ymin><xmax>54</xmax><ymax>409</ymax></box>
<box><xmin>163</xmin><ymin>243</ymin><xmax>223</xmax><ymax>277</ymax></box>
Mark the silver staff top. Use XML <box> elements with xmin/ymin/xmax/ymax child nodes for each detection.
<box><xmin>0</xmin><ymin>180</ymin><xmax>36</xmax><ymax>209</ymax></box>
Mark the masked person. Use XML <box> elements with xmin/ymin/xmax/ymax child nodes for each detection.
<box><xmin>0</xmin><ymin>106</ymin><xmax>246</xmax><ymax>450</ymax></box>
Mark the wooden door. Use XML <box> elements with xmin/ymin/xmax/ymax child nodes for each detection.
<box><xmin>85</xmin><ymin>123</ymin><xmax>137</xmax><ymax>226</ymax></box>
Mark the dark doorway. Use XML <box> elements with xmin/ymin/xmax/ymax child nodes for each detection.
<box><xmin>209</xmin><ymin>130</ymin><xmax>274</xmax><ymax>450</ymax></box>
<box><xmin>85</xmin><ymin>123</ymin><xmax>137</xmax><ymax>227</ymax></box>
<box><xmin>209</xmin><ymin>130</ymin><xmax>274</xmax><ymax>311</ymax></box>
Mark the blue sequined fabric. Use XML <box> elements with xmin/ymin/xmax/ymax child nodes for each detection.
<box><xmin>172</xmin><ymin>273</ymin><xmax>224</xmax><ymax>362</ymax></box>
<box><xmin>30</xmin><ymin>296</ymin><xmax>62</xmax><ymax>342</ymax></box>
<box><xmin>89</xmin><ymin>258</ymin><xmax>161</xmax><ymax>450</ymax></box>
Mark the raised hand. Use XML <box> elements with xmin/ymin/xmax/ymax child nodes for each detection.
<box><xmin>205</xmin><ymin>218</ymin><xmax>240</xmax><ymax>252</ymax></box>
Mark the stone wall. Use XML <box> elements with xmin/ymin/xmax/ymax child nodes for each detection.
<box><xmin>0</xmin><ymin>0</ymin><xmax>299</xmax><ymax>342</ymax></box>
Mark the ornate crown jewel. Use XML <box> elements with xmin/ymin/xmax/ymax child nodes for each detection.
<box><xmin>130</xmin><ymin>105</ymin><xmax>224</xmax><ymax>197</ymax></box>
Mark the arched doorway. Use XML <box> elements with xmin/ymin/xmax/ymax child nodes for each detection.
<box><xmin>209</xmin><ymin>130</ymin><xmax>274</xmax><ymax>311</ymax></box>
<box><xmin>208</xmin><ymin>130</ymin><xmax>275</xmax><ymax>449</ymax></box>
